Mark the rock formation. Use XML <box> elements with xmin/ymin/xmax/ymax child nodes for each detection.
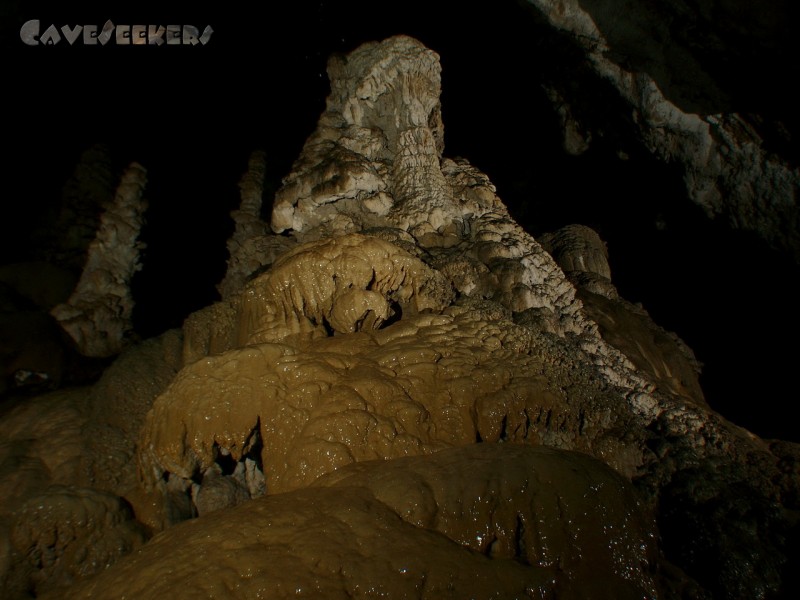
<box><xmin>1</xmin><ymin>33</ymin><xmax>798</xmax><ymax>600</ymax></box>
<box><xmin>50</xmin><ymin>162</ymin><xmax>148</xmax><ymax>358</ymax></box>
<box><xmin>37</xmin><ymin>144</ymin><xmax>117</xmax><ymax>273</ymax></box>
<box><xmin>539</xmin><ymin>224</ymin><xmax>705</xmax><ymax>405</ymax></box>
<box><xmin>133</xmin><ymin>36</ymin><xmax>798</xmax><ymax>598</ymax></box>
<box><xmin>217</xmin><ymin>150</ymin><xmax>296</xmax><ymax>300</ymax></box>
<box><xmin>521</xmin><ymin>0</ymin><xmax>800</xmax><ymax>262</ymax></box>
<box><xmin>63</xmin><ymin>445</ymin><xmax>663</xmax><ymax>600</ymax></box>
<box><xmin>538</xmin><ymin>224</ymin><xmax>615</xmax><ymax>298</ymax></box>
<box><xmin>0</xmin><ymin>331</ymin><xmax>182</xmax><ymax>596</ymax></box>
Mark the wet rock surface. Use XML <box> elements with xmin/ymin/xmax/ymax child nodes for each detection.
<box><xmin>59</xmin><ymin>444</ymin><xmax>662</xmax><ymax>600</ymax></box>
<box><xmin>0</xmin><ymin>31</ymin><xmax>798</xmax><ymax>600</ymax></box>
<box><xmin>0</xmin><ymin>331</ymin><xmax>182</xmax><ymax>594</ymax></box>
<box><xmin>8</xmin><ymin>486</ymin><xmax>146</xmax><ymax>597</ymax></box>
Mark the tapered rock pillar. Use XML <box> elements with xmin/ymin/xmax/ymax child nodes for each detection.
<box><xmin>51</xmin><ymin>162</ymin><xmax>148</xmax><ymax>357</ymax></box>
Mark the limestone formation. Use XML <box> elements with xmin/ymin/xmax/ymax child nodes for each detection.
<box><xmin>1</xmin><ymin>32</ymin><xmax>798</xmax><ymax>600</ymax></box>
<box><xmin>540</xmin><ymin>224</ymin><xmax>705</xmax><ymax>406</ymax></box>
<box><xmin>131</xmin><ymin>36</ymin><xmax>797</xmax><ymax>599</ymax></box>
<box><xmin>61</xmin><ymin>445</ymin><xmax>663</xmax><ymax>600</ymax></box>
<box><xmin>268</xmin><ymin>38</ymin><xmax>578</xmax><ymax>327</ymax></box>
<box><xmin>141</xmin><ymin>302</ymin><xmax>642</xmax><ymax>504</ymax></box>
<box><xmin>217</xmin><ymin>150</ymin><xmax>296</xmax><ymax>299</ymax></box>
<box><xmin>538</xmin><ymin>224</ymin><xmax>616</xmax><ymax>298</ymax></box>
<box><xmin>522</xmin><ymin>0</ymin><xmax>800</xmax><ymax>261</ymax></box>
<box><xmin>8</xmin><ymin>486</ymin><xmax>146</xmax><ymax>596</ymax></box>
<box><xmin>37</xmin><ymin>144</ymin><xmax>116</xmax><ymax>272</ymax></box>
<box><xmin>50</xmin><ymin>163</ymin><xmax>148</xmax><ymax>358</ymax></box>
<box><xmin>182</xmin><ymin>233</ymin><xmax>454</xmax><ymax>363</ymax></box>
<box><xmin>0</xmin><ymin>330</ymin><xmax>182</xmax><ymax>594</ymax></box>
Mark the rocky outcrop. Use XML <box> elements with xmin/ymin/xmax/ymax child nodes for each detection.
<box><xmin>217</xmin><ymin>150</ymin><xmax>296</xmax><ymax>299</ymax></box>
<box><xmin>182</xmin><ymin>233</ymin><xmax>454</xmax><ymax>362</ymax></box>
<box><xmin>50</xmin><ymin>162</ymin><xmax>148</xmax><ymax>358</ymax></box>
<box><xmin>523</xmin><ymin>0</ymin><xmax>800</xmax><ymax>261</ymax></box>
<box><xmin>62</xmin><ymin>444</ymin><xmax>663</xmax><ymax>600</ymax></box>
<box><xmin>36</xmin><ymin>144</ymin><xmax>117</xmax><ymax>273</ymax></box>
<box><xmin>538</xmin><ymin>224</ymin><xmax>616</xmax><ymax>298</ymax></box>
<box><xmin>131</xmin><ymin>36</ymin><xmax>796</xmax><ymax>599</ymax></box>
<box><xmin>268</xmin><ymin>37</ymin><xmax>585</xmax><ymax>332</ymax></box>
<box><xmin>216</xmin><ymin>150</ymin><xmax>270</xmax><ymax>299</ymax></box>
<box><xmin>1</xmin><ymin>32</ymin><xmax>798</xmax><ymax>600</ymax></box>
<box><xmin>0</xmin><ymin>330</ymin><xmax>182</xmax><ymax>596</ymax></box>
<box><xmin>270</xmin><ymin>37</ymin><xmax>446</xmax><ymax>242</ymax></box>
<box><xmin>539</xmin><ymin>224</ymin><xmax>705</xmax><ymax>405</ymax></box>
<box><xmin>142</xmin><ymin>300</ymin><xmax>647</xmax><ymax>504</ymax></box>
<box><xmin>8</xmin><ymin>486</ymin><xmax>146</xmax><ymax>597</ymax></box>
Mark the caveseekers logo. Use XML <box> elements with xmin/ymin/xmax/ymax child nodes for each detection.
<box><xmin>20</xmin><ymin>19</ymin><xmax>213</xmax><ymax>46</ymax></box>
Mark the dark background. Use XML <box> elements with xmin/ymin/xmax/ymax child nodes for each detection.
<box><xmin>3</xmin><ymin>1</ymin><xmax>799</xmax><ymax>441</ymax></box>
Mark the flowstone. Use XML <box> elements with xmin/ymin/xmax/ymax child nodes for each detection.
<box><xmin>61</xmin><ymin>444</ymin><xmax>662</xmax><ymax>600</ymax></box>
<box><xmin>2</xmin><ymin>33</ymin><xmax>798</xmax><ymax>600</ymax></box>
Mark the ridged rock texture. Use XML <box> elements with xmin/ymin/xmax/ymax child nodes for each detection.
<box><xmin>63</xmin><ymin>445</ymin><xmax>662</xmax><ymax>600</ymax></box>
<box><xmin>37</xmin><ymin>144</ymin><xmax>117</xmax><ymax>273</ymax></box>
<box><xmin>522</xmin><ymin>0</ymin><xmax>800</xmax><ymax>262</ymax></box>
<box><xmin>50</xmin><ymin>163</ymin><xmax>148</xmax><ymax>358</ymax></box>
<box><xmin>1</xmin><ymin>34</ymin><xmax>798</xmax><ymax>600</ymax></box>
<box><xmin>216</xmin><ymin>149</ymin><xmax>296</xmax><ymax>300</ymax></box>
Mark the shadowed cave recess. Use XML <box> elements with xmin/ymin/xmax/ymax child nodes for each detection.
<box><xmin>2</xmin><ymin>1</ymin><xmax>800</xmax><ymax>599</ymax></box>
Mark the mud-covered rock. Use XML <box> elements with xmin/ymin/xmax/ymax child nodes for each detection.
<box><xmin>61</xmin><ymin>444</ymin><xmax>663</xmax><ymax>600</ymax></box>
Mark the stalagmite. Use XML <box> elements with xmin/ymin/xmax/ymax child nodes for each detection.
<box><xmin>50</xmin><ymin>163</ymin><xmax>147</xmax><ymax>358</ymax></box>
<box><xmin>1</xmin><ymin>32</ymin><xmax>798</xmax><ymax>600</ymax></box>
<box><xmin>217</xmin><ymin>150</ymin><xmax>292</xmax><ymax>300</ymax></box>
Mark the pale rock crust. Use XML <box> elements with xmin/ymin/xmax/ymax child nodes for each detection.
<box><xmin>270</xmin><ymin>36</ymin><xmax>446</xmax><ymax>240</ymax></box>
<box><xmin>217</xmin><ymin>150</ymin><xmax>297</xmax><ymax>299</ymax></box>
<box><xmin>267</xmin><ymin>37</ymin><xmax>586</xmax><ymax>330</ymax></box>
<box><xmin>523</xmin><ymin>0</ymin><xmax>800</xmax><ymax>260</ymax></box>
<box><xmin>50</xmin><ymin>162</ymin><xmax>148</xmax><ymax>357</ymax></box>
<box><xmin>539</xmin><ymin>224</ymin><xmax>705</xmax><ymax>406</ymax></box>
<box><xmin>247</xmin><ymin>36</ymin><xmax>660</xmax><ymax>406</ymax></box>
<box><xmin>189</xmin><ymin>462</ymin><xmax>251</xmax><ymax>516</ymax></box>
